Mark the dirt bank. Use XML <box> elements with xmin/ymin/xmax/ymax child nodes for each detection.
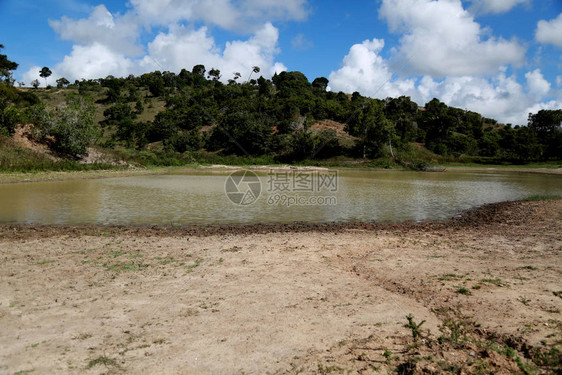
<box><xmin>1</xmin><ymin>200</ymin><xmax>560</xmax><ymax>374</ymax></box>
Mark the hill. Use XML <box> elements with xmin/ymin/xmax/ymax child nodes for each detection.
<box><xmin>1</xmin><ymin>57</ymin><xmax>561</xmax><ymax>171</ymax></box>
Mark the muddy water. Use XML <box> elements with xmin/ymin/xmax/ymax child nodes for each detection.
<box><xmin>0</xmin><ymin>170</ymin><xmax>560</xmax><ymax>225</ymax></box>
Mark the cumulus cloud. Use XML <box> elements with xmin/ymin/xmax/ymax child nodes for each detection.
<box><xmin>329</xmin><ymin>38</ymin><xmax>560</xmax><ymax>125</ymax></box>
<box><xmin>378</xmin><ymin>0</ymin><xmax>526</xmax><ymax>77</ymax></box>
<box><xmin>536</xmin><ymin>13</ymin><xmax>562</xmax><ymax>47</ymax></box>
<box><xmin>328</xmin><ymin>39</ymin><xmax>416</xmax><ymax>98</ymax></box>
<box><xmin>525</xmin><ymin>69</ymin><xmax>550</xmax><ymax>98</ymax></box>
<box><xmin>49</xmin><ymin>5</ymin><xmax>142</xmax><ymax>56</ymax></box>
<box><xmin>468</xmin><ymin>0</ymin><xmax>530</xmax><ymax>15</ymax></box>
<box><xmin>23</xmin><ymin>43</ymin><xmax>136</xmax><ymax>85</ymax></box>
<box><xmin>22</xmin><ymin>1</ymin><xmax>292</xmax><ymax>85</ymax></box>
<box><xmin>142</xmin><ymin>23</ymin><xmax>286</xmax><ymax>78</ymax></box>
<box><xmin>129</xmin><ymin>0</ymin><xmax>309</xmax><ymax>32</ymax></box>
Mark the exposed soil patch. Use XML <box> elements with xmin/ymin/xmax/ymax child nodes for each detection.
<box><xmin>0</xmin><ymin>200</ymin><xmax>560</xmax><ymax>374</ymax></box>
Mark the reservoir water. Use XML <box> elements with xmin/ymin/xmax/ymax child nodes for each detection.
<box><xmin>0</xmin><ymin>170</ymin><xmax>560</xmax><ymax>225</ymax></box>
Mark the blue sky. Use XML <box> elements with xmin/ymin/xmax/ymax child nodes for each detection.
<box><xmin>1</xmin><ymin>0</ymin><xmax>561</xmax><ymax>125</ymax></box>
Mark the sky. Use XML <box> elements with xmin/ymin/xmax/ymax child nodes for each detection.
<box><xmin>1</xmin><ymin>0</ymin><xmax>561</xmax><ymax>125</ymax></box>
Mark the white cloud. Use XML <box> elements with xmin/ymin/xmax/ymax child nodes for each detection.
<box><xmin>129</xmin><ymin>0</ymin><xmax>309</xmax><ymax>32</ymax></box>
<box><xmin>129</xmin><ymin>0</ymin><xmax>242</xmax><ymax>30</ymax></box>
<box><xmin>143</xmin><ymin>23</ymin><xmax>285</xmax><ymax>79</ymax></box>
<box><xmin>23</xmin><ymin>43</ymin><xmax>135</xmax><ymax>85</ymax></box>
<box><xmin>378</xmin><ymin>0</ymin><xmax>526</xmax><ymax>77</ymax></box>
<box><xmin>241</xmin><ymin>0</ymin><xmax>309</xmax><ymax>22</ymax></box>
<box><xmin>525</xmin><ymin>69</ymin><xmax>550</xmax><ymax>98</ymax></box>
<box><xmin>536</xmin><ymin>13</ymin><xmax>562</xmax><ymax>47</ymax></box>
<box><xmin>49</xmin><ymin>5</ymin><xmax>142</xmax><ymax>56</ymax></box>
<box><xmin>468</xmin><ymin>0</ymin><xmax>530</xmax><ymax>15</ymax></box>
<box><xmin>328</xmin><ymin>39</ymin><xmax>416</xmax><ymax>98</ymax></box>
<box><xmin>329</xmin><ymin>38</ymin><xmax>561</xmax><ymax>125</ymax></box>
<box><xmin>22</xmin><ymin>2</ymin><xmax>290</xmax><ymax>84</ymax></box>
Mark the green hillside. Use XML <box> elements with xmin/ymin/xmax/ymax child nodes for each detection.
<box><xmin>1</xmin><ymin>47</ymin><xmax>561</xmax><ymax>172</ymax></box>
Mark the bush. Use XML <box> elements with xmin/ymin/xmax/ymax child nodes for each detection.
<box><xmin>0</xmin><ymin>97</ymin><xmax>20</xmax><ymax>136</ymax></box>
<box><xmin>28</xmin><ymin>95</ymin><xmax>98</xmax><ymax>157</ymax></box>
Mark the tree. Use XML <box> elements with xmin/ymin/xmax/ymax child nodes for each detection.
<box><xmin>148</xmin><ymin>76</ymin><xmax>165</xmax><ymax>97</ymax></box>
<box><xmin>29</xmin><ymin>95</ymin><xmax>98</xmax><ymax>156</ymax></box>
<box><xmin>312</xmin><ymin>77</ymin><xmax>329</xmax><ymax>91</ymax></box>
<box><xmin>0</xmin><ymin>44</ymin><xmax>18</xmax><ymax>83</ymax></box>
<box><xmin>39</xmin><ymin>67</ymin><xmax>52</xmax><ymax>87</ymax></box>
<box><xmin>56</xmin><ymin>77</ymin><xmax>70</xmax><ymax>88</ymax></box>
<box><xmin>346</xmin><ymin>100</ymin><xmax>395</xmax><ymax>158</ymax></box>
<box><xmin>0</xmin><ymin>96</ymin><xmax>20</xmax><ymax>136</ymax></box>
<box><xmin>192</xmin><ymin>64</ymin><xmax>206</xmax><ymax>76</ymax></box>
<box><xmin>248</xmin><ymin>66</ymin><xmax>260</xmax><ymax>81</ymax></box>
<box><xmin>31</xmin><ymin>79</ymin><xmax>40</xmax><ymax>89</ymax></box>
<box><xmin>207</xmin><ymin>111</ymin><xmax>273</xmax><ymax>155</ymax></box>
<box><xmin>208</xmin><ymin>68</ymin><xmax>221</xmax><ymax>81</ymax></box>
<box><xmin>528</xmin><ymin>109</ymin><xmax>562</xmax><ymax>159</ymax></box>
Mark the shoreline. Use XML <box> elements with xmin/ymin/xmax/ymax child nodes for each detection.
<box><xmin>0</xmin><ymin>163</ymin><xmax>561</xmax><ymax>184</ymax></box>
<box><xmin>0</xmin><ymin>199</ymin><xmax>556</xmax><ymax>241</ymax></box>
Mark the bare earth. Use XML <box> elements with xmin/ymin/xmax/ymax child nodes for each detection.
<box><xmin>0</xmin><ymin>200</ymin><xmax>560</xmax><ymax>374</ymax></box>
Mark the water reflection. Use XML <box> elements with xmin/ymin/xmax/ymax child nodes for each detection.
<box><xmin>0</xmin><ymin>171</ymin><xmax>560</xmax><ymax>225</ymax></box>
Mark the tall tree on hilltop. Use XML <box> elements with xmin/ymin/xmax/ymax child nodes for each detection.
<box><xmin>248</xmin><ymin>66</ymin><xmax>260</xmax><ymax>81</ymax></box>
<box><xmin>39</xmin><ymin>66</ymin><xmax>52</xmax><ymax>87</ymax></box>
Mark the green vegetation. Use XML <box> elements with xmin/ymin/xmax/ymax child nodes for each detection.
<box><xmin>480</xmin><ymin>278</ymin><xmax>503</xmax><ymax>286</ymax></box>
<box><xmin>523</xmin><ymin>194</ymin><xmax>561</xmax><ymax>201</ymax></box>
<box><xmin>403</xmin><ymin>313</ymin><xmax>426</xmax><ymax>342</ymax></box>
<box><xmin>455</xmin><ymin>286</ymin><xmax>471</xmax><ymax>295</ymax></box>
<box><xmin>86</xmin><ymin>355</ymin><xmax>118</xmax><ymax>369</ymax></box>
<box><xmin>1</xmin><ymin>45</ymin><xmax>561</xmax><ymax>172</ymax></box>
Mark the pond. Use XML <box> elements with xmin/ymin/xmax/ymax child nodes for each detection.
<box><xmin>0</xmin><ymin>170</ymin><xmax>560</xmax><ymax>225</ymax></box>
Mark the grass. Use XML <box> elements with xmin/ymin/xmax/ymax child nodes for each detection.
<box><xmin>0</xmin><ymin>137</ymin><xmax>124</xmax><ymax>173</ymax></box>
<box><xmin>102</xmin><ymin>260</ymin><xmax>149</xmax><ymax>273</ymax></box>
<box><xmin>480</xmin><ymin>278</ymin><xmax>503</xmax><ymax>286</ymax></box>
<box><xmin>438</xmin><ymin>273</ymin><xmax>463</xmax><ymax>281</ymax></box>
<box><xmin>86</xmin><ymin>355</ymin><xmax>118</xmax><ymax>369</ymax></box>
<box><xmin>0</xmin><ymin>165</ymin><xmax>171</xmax><ymax>183</ymax></box>
<box><xmin>36</xmin><ymin>260</ymin><xmax>54</xmax><ymax>265</ymax></box>
<box><xmin>186</xmin><ymin>259</ymin><xmax>202</xmax><ymax>272</ymax></box>
<box><xmin>518</xmin><ymin>265</ymin><xmax>538</xmax><ymax>270</ymax></box>
<box><xmin>522</xmin><ymin>194</ymin><xmax>561</xmax><ymax>201</ymax></box>
<box><xmin>455</xmin><ymin>287</ymin><xmax>471</xmax><ymax>295</ymax></box>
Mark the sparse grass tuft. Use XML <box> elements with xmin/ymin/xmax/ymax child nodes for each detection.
<box><xmin>518</xmin><ymin>265</ymin><xmax>538</xmax><ymax>271</ymax></box>
<box><xmin>36</xmin><ymin>260</ymin><xmax>54</xmax><ymax>265</ymax></box>
<box><xmin>480</xmin><ymin>278</ymin><xmax>503</xmax><ymax>286</ymax></box>
<box><xmin>86</xmin><ymin>355</ymin><xmax>117</xmax><ymax>369</ymax></box>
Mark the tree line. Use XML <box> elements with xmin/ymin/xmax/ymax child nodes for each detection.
<box><xmin>1</xmin><ymin>44</ymin><xmax>561</xmax><ymax>164</ymax></box>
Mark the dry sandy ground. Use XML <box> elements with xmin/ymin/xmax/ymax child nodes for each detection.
<box><xmin>0</xmin><ymin>201</ymin><xmax>560</xmax><ymax>374</ymax></box>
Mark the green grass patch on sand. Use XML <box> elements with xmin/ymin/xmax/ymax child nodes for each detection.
<box><xmin>522</xmin><ymin>194</ymin><xmax>561</xmax><ymax>201</ymax></box>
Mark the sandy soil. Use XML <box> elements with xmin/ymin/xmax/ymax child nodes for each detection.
<box><xmin>0</xmin><ymin>200</ymin><xmax>560</xmax><ymax>374</ymax></box>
